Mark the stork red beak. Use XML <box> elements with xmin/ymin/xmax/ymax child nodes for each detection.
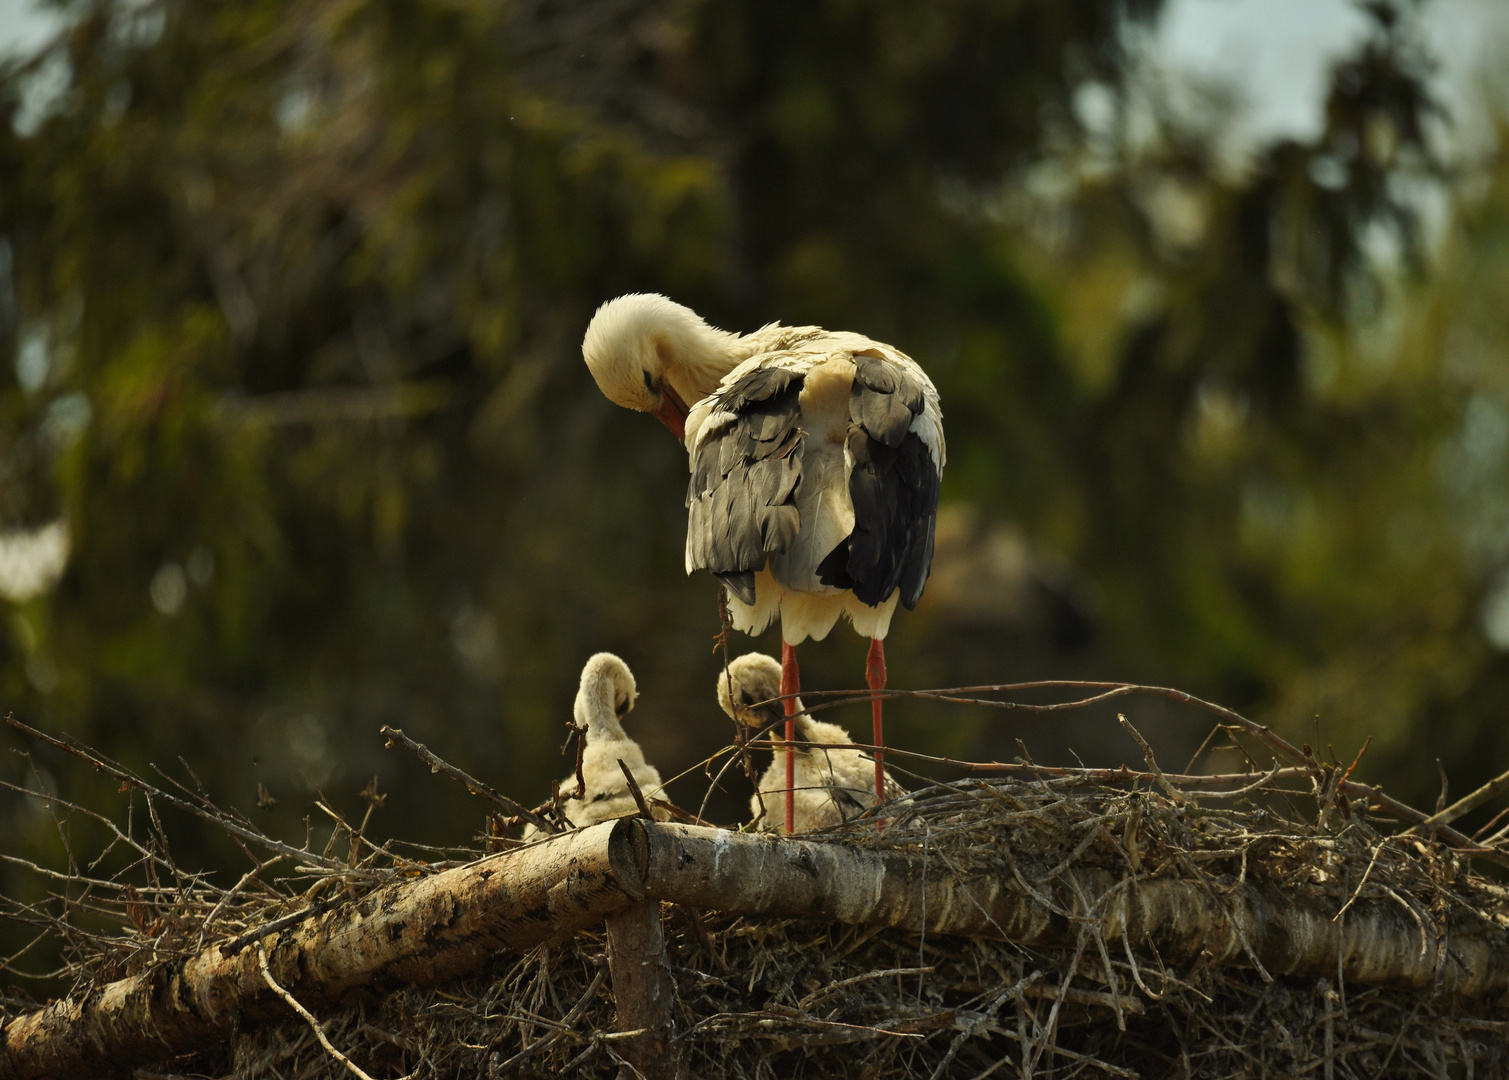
<box><xmin>650</xmin><ymin>384</ymin><xmax>689</xmax><ymax>441</ymax></box>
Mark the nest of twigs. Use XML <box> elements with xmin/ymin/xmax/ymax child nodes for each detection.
<box><xmin>3</xmin><ymin>688</ymin><xmax>1509</xmax><ymax>1078</ymax></box>
<box><xmin>194</xmin><ymin>780</ymin><xmax>1509</xmax><ymax>1079</ymax></box>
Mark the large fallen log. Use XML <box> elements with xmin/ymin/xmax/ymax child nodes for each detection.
<box><xmin>628</xmin><ymin>821</ymin><xmax>1509</xmax><ymax>995</ymax></box>
<box><xmin>0</xmin><ymin>822</ymin><xmax>640</xmax><ymax>1080</ymax></box>
<box><xmin>3</xmin><ymin>817</ymin><xmax>1507</xmax><ymax>1078</ymax></box>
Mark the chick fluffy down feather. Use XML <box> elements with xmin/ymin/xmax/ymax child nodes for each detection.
<box><xmin>715</xmin><ymin>652</ymin><xmax>904</xmax><ymax>833</ymax></box>
<box><xmin>524</xmin><ymin>653</ymin><xmax>671</xmax><ymax>841</ymax></box>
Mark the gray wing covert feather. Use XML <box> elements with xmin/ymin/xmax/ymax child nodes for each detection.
<box><xmin>686</xmin><ymin>367</ymin><xmax>805</xmax><ymax>603</ymax></box>
<box><xmin>851</xmin><ymin>352</ymin><xmax>924</xmax><ymax>448</ymax></box>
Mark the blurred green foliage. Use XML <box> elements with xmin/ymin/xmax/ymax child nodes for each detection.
<box><xmin>1</xmin><ymin>0</ymin><xmax>1507</xmax><ymax>891</ymax></box>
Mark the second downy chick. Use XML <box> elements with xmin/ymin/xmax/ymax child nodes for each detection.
<box><xmin>525</xmin><ymin>652</ymin><xmax>670</xmax><ymax>840</ymax></box>
<box><xmin>716</xmin><ymin>652</ymin><xmax>904</xmax><ymax>833</ymax></box>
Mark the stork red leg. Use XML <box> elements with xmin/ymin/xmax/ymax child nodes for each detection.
<box><xmin>867</xmin><ymin>637</ymin><xmax>887</xmax><ymax>803</ymax></box>
<box><xmin>780</xmin><ymin>641</ymin><xmax>799</xmax><ymax>836</ymax></box>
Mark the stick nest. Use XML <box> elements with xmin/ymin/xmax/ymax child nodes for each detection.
<box><xmin>8</xmin><ymin>749</ymin><xmax>1508</xmax><ymax>1080</ymax></box>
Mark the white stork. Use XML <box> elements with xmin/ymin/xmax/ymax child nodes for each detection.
<box><xmin>582</xmin><ymin>294</ymin><xmax>945</xmax><ymax>834</ymax></box>
<box><xmin>523</xmin><ymin>652</ymin><xmax>670</xmax><ymax>840</ymax></box>
<box><xmin>717</xmin><ymin>652</ymin><xmax>905</xmax><ymax>832</ymax></box>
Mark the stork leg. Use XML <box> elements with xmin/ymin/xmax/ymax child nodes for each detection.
<box><xmin>780</xmin><ymin>641</ymin><xmax>799</xmax><ymax>836</ymax></box>
<box><xmin>867</xmin><ymin>637</ymin><xmax>887</xmax><ymax>804</ymax></box>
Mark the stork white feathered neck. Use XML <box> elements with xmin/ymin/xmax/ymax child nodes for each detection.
<box><xmin>574</xmin><ymin>652</ymin><xmax>636</xmax><ymax>739</ymax></box>
<box><xmin>521</xmin><ymin>652</ymin><xmax>670</xmax><ymax>840</ymax></box>
<box><xmin>582</xmin><ymin>294</ymin><xmax>747</xmax><ymax>416</ymax></box>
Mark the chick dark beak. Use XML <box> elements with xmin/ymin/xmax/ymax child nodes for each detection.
<box><xmin>650</xmin><ymin>383</ymin><xmax>690</xmax><ymax>441</ymax></box>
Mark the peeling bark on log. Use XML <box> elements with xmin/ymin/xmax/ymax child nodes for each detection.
<box><xmin>0</xmin><ymin>822</ymin><xmax>641</xmax><ymax>1080</ymax></box>
<box><xmin>604</xmin><ymin>901</ymin><xmax>679</xmax><ymax>1080</ymax></box>
<box><xmin>3</xmin><ymin>818</ymin><xmax>1508</xmax><ymax>1079</ymax></box>
<box><xmin>623</xmin><ymin>821</ymin><xmax>1509</xmax><ymax>998</ymax></box>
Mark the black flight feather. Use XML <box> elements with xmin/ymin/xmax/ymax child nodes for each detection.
<box><xmin>840</xmin><ymin>352</ymin><xmax>940</xmax><ymax>610</ymax></box>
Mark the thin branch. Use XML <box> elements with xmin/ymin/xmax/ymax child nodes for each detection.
<box><xmin>788</xmin><ymin>685</ymin><xmax>1509</xmax><ymax>866</ymax></box>
<box><xmin>379</xmin><ymin>725</ymin><xmax>558</xmax><ymax>835</ymax></box>
<box><xmin>1118</xmin><ymin>714</ymin><xmax>1184</xmax><ymax>805</ymax></box>
<box><xmin>223</xmin><ymin>896</ymin><xmax>345</xmax><ymax>956</ymax></box>
<box><xmin>257</xmin><ymin>942</ymin><xmax>398</xmax><ymax>1080</ymax></box>
<box><xmin>1409</xmin><ymin>766</ymin><xmax>1509</xmax><ymax>834</ymax></box>
<box><xmin>5</xmin><ymin>716</ymin><xmax>343</xmax><ymax>870</ymax></box>
<box><xmin>194</xmin><ymin>856</ymin><xmax>284</xmax><ymax>951</ymax></box>
<box><xmin>619</xmin><ymin>760</ymin><xmax>653</xmax><ymax>819</ymax></box>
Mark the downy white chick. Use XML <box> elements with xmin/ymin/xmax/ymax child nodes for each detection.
<box><xmin>716</xmin><ymin>652</ymin><xmax>904</xmax><ymax>833</ymax></box>
<box><xmin>524</xmin><ymin>653</ymin><xmax>670</xmax><ymax>840</ymax></box>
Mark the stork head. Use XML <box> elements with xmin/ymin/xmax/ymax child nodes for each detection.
<box><xmin>582</xmin><ymin>294</ymin><xmax>737</xmax><ymax>441</ymax></box>
<box><xmin>575</xmin><ymin>652</ymin><xmax>637</xmax><ymax>733</ymax></box>
<box><xmin>716</xmin><ymin>652</ymin><xmax>789</xmax><ymax>733</ymax></box>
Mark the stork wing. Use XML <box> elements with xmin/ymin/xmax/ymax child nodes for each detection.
<box><xmin>818</xmin><ymin>350</ymin><xmax>942</xmax><ymax>609</ymax></box>
<box><xmin>685</xmin><ymin>365</ymin><xmax>805</xmax><ymax>604</ymax></box>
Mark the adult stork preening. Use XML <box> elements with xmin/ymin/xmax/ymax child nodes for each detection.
<box><xmin>523</xmin><ymin>652</ymin><xmax>670</xmax><ymax>840</ymax></box>
<box><xmin>582</xmin><ymin>294</ymin><xmax>944</xmax><ymax>834</ymax></box>
<box><xmin>717</xmin><ymin>652</ymin><xmax>904</xmax><ymax>832</ymax></box>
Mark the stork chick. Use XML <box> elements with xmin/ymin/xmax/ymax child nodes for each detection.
<box><xmin>717</xmin><ymin>653</ymin><xmax>904</xmax><ymax>833</ymax></box>
<box><xmin>524</xmin><ymin>653</ymin><xmax>669</xmax><ymax>840</ymax></box>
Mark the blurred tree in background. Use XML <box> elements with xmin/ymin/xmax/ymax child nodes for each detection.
<box><xmin>0</xmin><ymin>0</ymin><xmax>1504</xmax><ymax>887</ymax></box>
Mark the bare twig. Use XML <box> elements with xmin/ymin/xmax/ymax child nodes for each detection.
<box><xmin>571</xmin><ymin>725</ymin><xmax>587</xmax><ymax>802</ymax></box>
<box><xmin>1409</xmin><ymin>766</ymin><xmax>1509</xmax><ymax>834</ymax></box>
<box><xmin>619</xmin><ymin>760</ymin><xmax>653</xmax><ymax>820</ymax></box>
<box><xmin>1118</xmin><ymin>714</ymin><xmax>1184</xmax><ymax>805</ymax></box>
<box><xmin>5</xmin><ymin>716</ymin><xmax>344</xmax><ymax>870</ymax></box>
<box><xmin>223</xmin><ymin>896</ymin><xmax>347</xmax><ymax>956</ymax></box>
<box><xmin>257</xmin><ymin>942</ymin><xmax>397</xmax><ymax>1080</ymax></box>
<box><xmin>789</xmin><ymin>685</ymin><xmax>1509</xmax><ymax>866</ymax></box>
<box><xmin>195</xmin><ymin>856</ymin><xmax>285</xmax><ymax>951</ymax></box>
<box><xmin>379</xmin><ymin>725</ymin><xmax>557</xmax><ymax>835</ymax></box>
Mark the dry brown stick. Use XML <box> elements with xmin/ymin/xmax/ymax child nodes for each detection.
<box><xmin>734</xmin><ymin>737</ymin><xmax>1305</xmax><ymax>792</ymax></box>
<box><xmin>0</xmin><ymin>775</ymin><xmax>181</xmax><ymax>882</ymax></box>
<box><xmin>379</xmin><ymin>725</ymin><xmax>558</xmax><ymax>835</ymax></box>
<box><xmin>1408</xmin><ymin>766</ymin><xmax>1509</xmax><ymax>834</ymax></box>
<box><xmin>195</xmin><ymin>856</ymin><xmax>285</xmax><ymax>951</ymax></box>
<box><xmin>491</xmin><ymin>966</ymin><xmax>607</xmax><ymax>1073</ymax></box>
<box><xmin>1118</xmin><ymin>714</ymin><xmax>1184</xmax><ymax>805</ymax></box>
<box><xmin>788</xmin><ymin>686</ymin><xmax>1509</xmax><ymax>866</ymax></box>
<box><xmin>618</xmin><ymin>760</ymin><xmax>653</xmax><ymax>819</ymax></box>
<box><xmin>745</xmin><ymin>734</ymin><xmax>1504</xmax><ymax>863</ymax></box>
<box><xmin>221</xmin><ymin>893</ymin><xmax>351</xmax><ymax>957</ymax></box>
<box><xmin>692</xmin><ymin>714</ymin><xmax>788</xmax><ymax>826</ymax></box>
<box><xmin>314</xmin><ymin>800</ymin><xmax>403</xmax><ymax>866</ymax></box>
<box><xmin>256</xmin><ymin>943</ymin><xmax>388</xmax><ymax>1080</ymax></box>
<box><xmin>4</xmin><ymin>716</ymin><xmax>344</xmax><ymax>870</ymax></box>
<box><xmin>571</xmin><ymin>724</ymin><xmax>587</xmax><ymax>801</ymax></box>
<box><xmin>1334</xmin><ymin>777</ymin><xmax>1504</xmax><ymax>864</ymax></box>
<box><xmin>799</xmin><ymin>680</ymin><xmax>1308</xmax><ymax>773</ymax></box>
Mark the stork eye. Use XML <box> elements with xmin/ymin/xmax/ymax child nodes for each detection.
<box><xmin>615</xmin><ymin>697</ymin><xmax>631</xmax><ymax>717</ymax></box>
<box><xmin>642</xmin><ymin>370</ymin><xmax>657</xmax><ymax>395</ymax></box>
<box><xmin>739</xmin><ymin>690</ymin><xmax>754</xmax><ymax>706</ymax></box>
